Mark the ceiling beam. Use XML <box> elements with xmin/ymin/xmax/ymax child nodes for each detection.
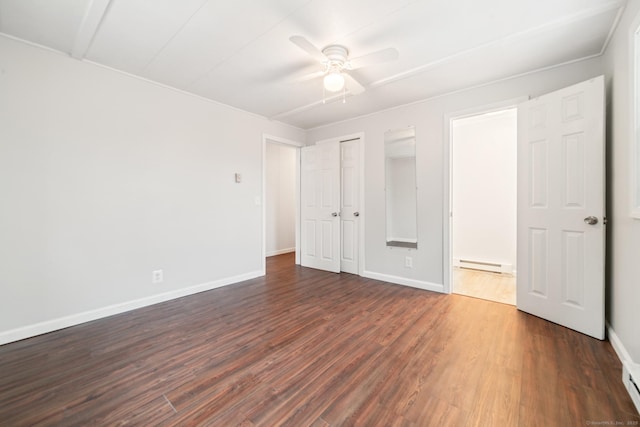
<box><xmin>71</xmin><ymin>0</ymin><xmax>112</xmax><ymax>59</ymax></box>
<box><xmin>270</xmin><ymin>92</ymin><xmax>351</xmax><ymax>121</ymax></box>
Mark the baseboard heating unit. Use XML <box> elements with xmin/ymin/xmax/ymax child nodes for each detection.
<box><xmin>454</xmin><ymin>258</ymin><xmax>513</xmax><ymax>275</ymax></box>
<box><xmin>623</xmin><ymin>361</ymin><xmax>640</xmax><ymax>414</ymax></box>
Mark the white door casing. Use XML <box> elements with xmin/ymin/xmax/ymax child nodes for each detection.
<box><xmin>340</xmin><ymin>139</ymin><xmax>360</xmax><ymax>274</ymax></box>
<box><xmin>517</xmin><ymin>76</ymin><xmax>605</xmax><ymax>339</ymax></box>
<box><xmin>301</xmin><ymin>141</ymin><xmax>341</xmax><ymax>273</ymax></box>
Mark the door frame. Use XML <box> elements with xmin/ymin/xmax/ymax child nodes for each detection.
<box><xmin>443</xmin><ymin>97</ymin><xmax>526</xmax><ymax>294</ymax></box>
<box><xmin>262</xmin><ymin>134</ymin><xmax>305</xmax><ymax>274</ymax></box>
<box><xmin>315</xmin><ymin>132</ymin><xmax>366</xmax><ymax>276</ymax></box>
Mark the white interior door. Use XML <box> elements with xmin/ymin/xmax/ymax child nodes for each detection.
<box><xmin>340</xmin><ymin>139</ymin><xmax>360</xmax><ymax>274</ymax></box>
<box><xmin>301</xmin><ymin>141</ymin><xmax>341</xmax><ymax>272</ymax></box>
<box><xmin>517</xmin><ymin>76</ymin><xmax>605</xmax><ymax>339</ymax></box>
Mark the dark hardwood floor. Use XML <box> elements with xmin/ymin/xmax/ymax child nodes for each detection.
<box><xmin>0</xmin><ymin>252</ymin><xmax>638</xmax><ymax>426</ymax></box>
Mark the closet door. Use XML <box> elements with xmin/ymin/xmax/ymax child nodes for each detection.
<box><xmin>340</xmin><ymin>139</ymin><xmax>360</xmax><ymax>274</ymax></box>
<box><xmin>300</xmin><ymin>141</ymin><xmax>341</xmax><ymax>272</ymax></box>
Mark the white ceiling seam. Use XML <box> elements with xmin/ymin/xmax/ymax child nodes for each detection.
<box><xmin>271</xmin><ymin>7</ymin><xmax>617</xmax><ymax>123</ymax></box>
<box><xmin>0</xmin><ymin>0</ymin><xmax>628</xmax><ymax>129</ymax></box>
<box><xmin>77</xmin><ymin>56</ymin><xmax>306</xmax><ymax>133</ymax></box>
<box><xmin>357</xmin><ymin>2</ymin><xmax>624</xmax><ymax>92</ymax></box>
<box><xmin>71</xmin><ymin>0</ymin><xmax>112</xmax><ymax>59</ymax></box>
<box><xmin>599</xmin><ymin>4</ymin><xmax>627</xmax><ymax>55</ymax></box>
<box><xmin>187</xmin><ymin>0</ymin><xmax>316</xmax><ymax>90</ymax></box>
<box><xmin>301</xmin><ymin>54</ymin><xmax>604</xmax><ymax>133</ymax></box>
<box><xmin>330</xmin><ymin>0</ymin><xmax>421</xmax><ymax>48</ymax></box>
<box><xmin>0</xmin><ymin>31</ymin><xmax>68</xmax><ymax>57</ymax></box>
<box><xmin>140</xmin><ymin>0</ymin><xmax>210</xmax><ymax>74</ymax></box>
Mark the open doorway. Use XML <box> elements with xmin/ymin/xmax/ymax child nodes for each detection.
<box><xmin>451</xmin><ymin>108</ymin><xmax>517</xmax><ymax>305</ymax></box>
<box><xmin>262</xmin><ymin>135</ymin><xmax>304</xmax><ymax>272</ymax></box>
<box><xmin>265</xmin><ymin>142</ymin><xmax>296</xmax><ymax>257</ymax></box>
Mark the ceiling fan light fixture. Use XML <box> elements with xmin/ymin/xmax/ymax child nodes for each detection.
<box><xmin>323</xmin><ymin>71</ymin><xmax>345</xmax><ymax>92</ymax></box>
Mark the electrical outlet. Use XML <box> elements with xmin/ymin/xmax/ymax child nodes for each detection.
<box><xmin>405</xmin><ymin>256</ymin><xmax>413</xmax><ymax>268</ymax></box>
<box><xmin>152</xmin><ymin>270</ymin><xmax>163</xmax><ymax>284</ymax></box>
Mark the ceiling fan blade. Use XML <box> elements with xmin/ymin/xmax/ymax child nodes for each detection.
<box><xmin>294</xmin><ymin>69</ymin><xmax>326</xmax><ymax>83</ymax></box>
<box><xmin>344</xmin><ymin>73</ymin><xmax>365</xmax><ymax>95</ymax></box>
<box><xmin>289</xmin><ymin>35</ymin><xmax>326</xmax><ymax>63</ymax></box>
<box><xmin>349</xmin><ymin>47</ymin><xmax>399</xmax><ymax>69</ymax></box>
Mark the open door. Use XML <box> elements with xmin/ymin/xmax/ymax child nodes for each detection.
<box><xmin>300</xmin><ymin>141</ymin><xmax>341</xmax><ymax>272</ymax></box>
<box><xmin>517</xmin><ymin>76</ymin><xmax>605</xmax><ymax>339</ymax></box>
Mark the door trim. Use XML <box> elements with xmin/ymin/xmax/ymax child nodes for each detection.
<box><xmin>443</xmin><ymin>97</ymin><xmax>527</xmax><ymax>294</ymax></box>
<box><xmin>262</xmin><ymin>134</ymin><xmax>305</xmax><ymax>275</ymax></box>
<box><xmin>630</xmin><ymin>13</ymin><xmax>640</xmax><ymax>218</ymax></box>
<box><xmin>315</xmin><ymin>132</ymin><xmax>366</xmax><ymax>276</ymax></box>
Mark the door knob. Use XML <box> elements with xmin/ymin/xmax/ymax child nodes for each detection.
<box><xmin>354</xmin><ymin>212</ymin><xmax>360</xmax><ymax>217</ymax></box>
<box><xmin>584</xmin><ymin>216</ymin><xmax>598</xmax><ymax>225</ymax></box>
<box><xmin>331</xmin><ymin>212</ymin><xmax>338</xmax><ymax>217</ymax></box>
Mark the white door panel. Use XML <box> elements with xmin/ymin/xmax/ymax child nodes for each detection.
<box><xmin>517</xmin><ymin>76</ymin><xmax>605</xmax><ymax>339</ymax></box>
<box><xmin>301</xmin><ymin>142</ymin><xmax>340</xmax><ymax>272</ymax></box>
<box><xmin>340</xmin><ymin>139</ymin><xmax>360</xmax><ymax>274</ymax></box>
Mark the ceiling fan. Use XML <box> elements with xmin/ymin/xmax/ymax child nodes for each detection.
<box><xmin>289</xmin><ymin>35</ymin><xmax>399</xmax><ymax>98</ymax></box>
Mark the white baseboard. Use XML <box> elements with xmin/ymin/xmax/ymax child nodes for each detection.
<box><xmin>266</xmin><ymin>247</ymin><xmax>295</xmax><ymax>257</ymax></box>
<box><xmin>607</xmin><ymin>323</ymin><xmax>640</xmax><ymax>414</ymax></box>
<box><xmin>0</xmin><ymin>270</ymin><xmax>263</xmax><ymax>346</ymax></box>
<box><xmin>608</xmin><ymin>323</ymin><xmax>633</xmax><ymax>363</ymax></box>
<box><xmin>363</xmin><ymin>270</ymin><xmax>444</xmax><ymax>293</ymax></box>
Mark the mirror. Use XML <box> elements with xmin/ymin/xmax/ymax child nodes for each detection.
<box><xmin>385</xmin><ymin>126</ymin><xmax>418</xmax><ymax>248</ymax></box>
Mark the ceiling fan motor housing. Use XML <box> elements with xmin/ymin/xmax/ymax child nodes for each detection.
<box><xmin>322</xmin><ymin>45</ymin><xmax>349</xmax><ymax>70</ymax></box>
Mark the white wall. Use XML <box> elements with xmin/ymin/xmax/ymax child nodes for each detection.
<box><xmin>603</xmin><ymin>0</ymin><xmax>640</xmax><ymax>363</ymax></box>
<box><xmin>3</xmin><ymin>24</ymin><xmax>630</xmax><ymax>354</ymax></box>
<box><xmin>306</xmin><ymin>57</ymin><xmax>604</xmax><ymax>291</ymax></box>
<box><xmin>265</xmin><ymin>143</ymin><xmax>296</xmax><ymax>256</ymax></box>
<box><xmin>0</xmin><ymin>36</ymin><xmax>304</xmax><ymax>343</ymax></box>
<box><xmin>452</xmin><ymin>109</ymin><xmax>517</xmax><ymax>272</ymax></box>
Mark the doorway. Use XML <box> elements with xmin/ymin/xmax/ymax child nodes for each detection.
<box><xmin>262</xmin><ymin>135</ymin><xmax>304</xmax><ymax>272</ymax></box>
<box><xmin>265</xmin><ymin>142</ymin><xmax>297</xmax><ymax>256</ymax></box>
<box><xmin>445</xmin><ymin>78</ymin><xmax>605</xmax><ymax>338</ymax></box>
<box><xmin>450</xmin><ymin>108</ymin><xmax>517</xmax><ymax>305</ymax></box>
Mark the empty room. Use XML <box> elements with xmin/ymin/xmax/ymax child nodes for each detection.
<box><xmin>1</xmin><ymin>0</ymin><xmax>640</xmax><ymax>425</ymax></box>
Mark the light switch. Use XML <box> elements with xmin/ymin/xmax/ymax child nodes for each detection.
<box><xmin>235</xmin><ymin>173</ymin><xmax>241</xmax><ymax>183</ymax></box>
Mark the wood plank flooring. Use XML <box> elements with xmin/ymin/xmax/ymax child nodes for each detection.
<box><xmin>0</xmin><ymin>252</ymin><xmax>638</xmax><ymax>426</ymax></box>
<box><xmin>453</xmin><ymin>267</ymin><xmax>516</xmax><ymax>305</ymax></box>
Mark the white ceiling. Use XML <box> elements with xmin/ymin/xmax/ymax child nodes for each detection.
<box><xmin>0</xmin><ymin>0</ymin><xmax>626</xmax><ymax>129</ymax></box>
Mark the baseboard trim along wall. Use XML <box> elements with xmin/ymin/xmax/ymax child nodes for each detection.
<box><xmin>362</xmin><ymin>270</ymin><xmax>444</xmax><ymax>293</ymax></box>
<box><xmin>607</xmin><ymin>323</ymin><xmax>640</xmax><ymax>414</ymax></box>
<box><xmin>0</xmin><ymin>270</ymin><xmax>263</xmax><ymax>346</ymax></box>
<box><xmin>609</xmin><ymin>323</ymin><xmax>633</xmax><ymax>363</ymax></box>
<box><xmin>266</xmin><ymin>248</ymin><xmax>295</xmax><ymax>257</ymax></box>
